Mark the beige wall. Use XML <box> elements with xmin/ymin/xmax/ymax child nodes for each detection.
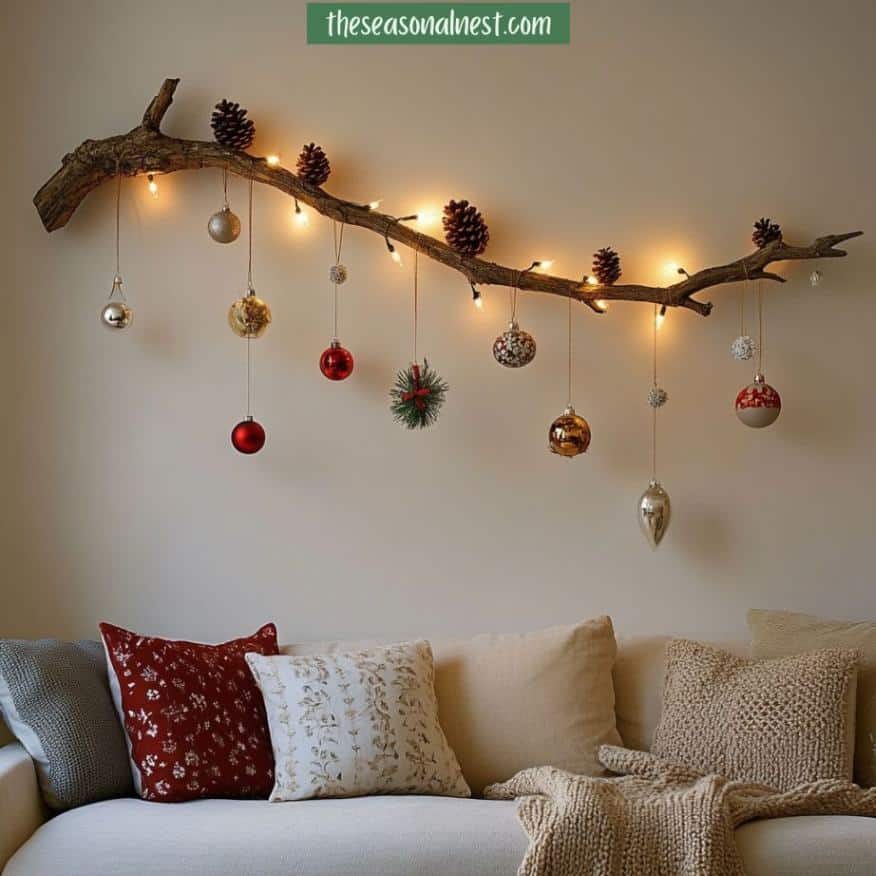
<box><xmin>2</xmin><ymin>0</ymin><xmax>874</xmax><ymax>645</ymax></box>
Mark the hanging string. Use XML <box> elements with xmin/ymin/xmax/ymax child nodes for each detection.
<box><xmin>412</xmin><ymin>247</ymin><xmax>419</xmax><ymax>364</ymax></box>
<box><xmin>510</xmin><ymin>271</ymin><xmax>520</xmax><ymax>324</ymax></box>
<box><xmin>757</xmin><ymin>280</ymin><xmax>764</xmax><ymax>374</ymax></box>
<box><xmin>331</xmin><ymin>221</ymin><xmax>345</xmax><ymax>340</ymax></box>
<box><xmin>740</xmin><ymin>258</ymin><xmax>750</xmax><ymax>336</ymax></box>
<box><xmin>247</xmin><ymin>176</ymin><xmax>254</xmax><ymax>291</ymax></box>
<box><xmin>651</xmin><ymin>304</ymin><xmax>658</xmax><ymax>482</ymax></box>
<box><xmin>246</xmin><ymin>333</ymin><xmax>252</xmax><ymax>417</ymax></box>
<box><xmin>223</xmin><ymin>167</ymin><xmax>229</xmax><ymax>209</ymax></box>
<box><xmin>567</xmin><ymin>290</ymin><xmax>573</xmax><ymax>408</ymax></box>
<box><xmin>114</xmin><ymin>169</ymin><xmax>121</xmax><ymax>279</ymax></box>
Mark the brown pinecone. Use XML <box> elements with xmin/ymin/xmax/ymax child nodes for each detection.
<box><xmin>442</xmin><ymin>200</ymin><xmax>489</xmax><ymax>257</ymax></box>
<box><xmin>296</xmin><ymin>143</ymin><xmax>331</xmax><ymax>186</ymax></box>
<box><xmin>752</xmin><ymin>218</ymin><xmax>782</xmax><ymax>249</ymax></box>
<box><xmin>210</xmin><ymin>100</ymin><xmax>256</xmax><ymax>151</ymax></box>
<box><xmin>592</xmin><ymin>247</ymin><xmax>622</xmax><ymax>285</ymax></box>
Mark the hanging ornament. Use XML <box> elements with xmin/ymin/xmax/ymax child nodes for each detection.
<box><xmin>809</xmin><ymin>269</ymin><xmax>823</xmax><ymax>287</ymax></box>
<box><xmin>735</xmin><ymin>282</ymin><xmax>781</xmax><ymax>428</ymax></box>
<box><xmin>101</xmin><ymin>171</ymin><xmax>133</xmax><ymax>330</ymax></box>
<box><xmin>548</xmin><ymin>292</ymin><xmax>590</xmax><ymax>457</ymax></box>
<box><xmin>230</xmin><ymin>178</ymin><xmax>266</xmax><ymax>455</ymax></box>
<box><xmin>730</xmin><ymin>260</ymin><xmax>755</xmax><ymax>360</ymax></box>
<box><xmin>231</xmin><ymin>416</ymin><xmax>266</xmax><ymax>454</ymax></box>
<box><xmin>389</xmin><ymin>249</ymin><xmax>448</xmax><ymax>429</ymax></box>
<box><xmin>211</xmin><ymin>99</ymin><xmax>256</xmax><ymax>151</ymax></box>
<box><xmin>639</xmin><ymin>482</ymin><xmax>671</xmax><ymax>549</ymax></box>
<box><xmin>638</xmin><ymin>303</ymin><xmax>671</xmax><ymax>547</ymax></box>
<box><xmin>493</xmin><ymin>267</ymin><xmax>536</xmax><ymax>368</ymax></box>
<box><xmin>320</xmin><ymin>221</ymin><xmax>354</xmax><ymax>381</ymax></box>
<box><xmin>207</xmin><ymin>168</ymin><xmax>241</xmax><ymax>243</ymax></box>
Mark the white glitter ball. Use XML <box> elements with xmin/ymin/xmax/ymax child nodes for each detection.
<box><xmin>809</xmin><ymin>269</ymin><xmax>823</xmax><ymax>287</ymax></box>
<box><xmin>329</xmin><ymin>264</ymin><xmax>348</xmax><ymax>285</ymax></box>
<box><xmin>647</xmin><ymin>386</ymin><xmax>668</xmax><ymax>408</ymax></box>
<box><xmin>730</xmin><ymin>335</ymin><xmax>756</xmax><ymax>361</ymax></box>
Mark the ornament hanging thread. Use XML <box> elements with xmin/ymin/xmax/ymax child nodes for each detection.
<box><xmin>208</xmin><ymin>168</ymin><xmax>241</xmax><ymax>244</ymax></box>
<box><xmin>101</xmin><ymin>169</ymin><xmax>133</xmax><ymax>330</ymax></box>
<box><xmin>320</xmin><ymin>221</ymin><xmax>354</xmax><ymax>381</ymax></box>
<box><xmin>389</xmin><ymin>248</ymin><xmax>448</xmax><ymax>429</ymax></box>
<box><xmin>735</xmin><ymin>281</ymin><xmax>781</xmax><ymax>428</ymax></box>
<box><xmin>493</xmin><ymin>267</ymin><xmax>536</xmax><ymax>368</ymax></box>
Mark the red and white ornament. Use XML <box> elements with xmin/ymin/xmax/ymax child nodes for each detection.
<box><xmin>319</xmin><ymin>339</ymin><xmax>354</xmax><ymax>381</ymax></box>
<box><xmin>735</xmin><ymin>373</ymin><xmax>781</xmax><ymax>428</ymax></box>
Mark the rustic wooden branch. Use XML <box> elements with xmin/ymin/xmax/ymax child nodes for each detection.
<box><xmin>33</xmin><ymin>78</ymin><xmax>862</xmax><ymax>317</ymax></box>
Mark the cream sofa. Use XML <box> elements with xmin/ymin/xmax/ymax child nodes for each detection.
<box><xmin>1</xmin><ymin>635</ymin><xmax>874</xmax><ymax>875</ymax></box>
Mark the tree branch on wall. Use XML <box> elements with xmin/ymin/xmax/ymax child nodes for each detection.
<box><xmin>33</xmin><ymin>78</ymin><xmax>862</xmax><ymax>317</ymax></box>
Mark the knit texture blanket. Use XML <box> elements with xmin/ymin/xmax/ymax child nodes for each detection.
<box><xmin>484</xmin><ymin>746</ymin><xmax>876</xmax><ymax>876</ymax></box>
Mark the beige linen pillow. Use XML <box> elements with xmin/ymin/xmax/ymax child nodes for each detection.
<box><xmin>652</xmin><ymin>639</ymin><xmax>859</xmax><ymax>790</ymax></box>
<box><xmin>246</xmin><ymin>641</ymin><xmax>470</xmax><ymax>801</ymax></box>
<box><xmin>284</xmin><ymin>616</ymin><xmax>622</xmax><ymax>794</ymax></box>
<box><xmin>748</xmin><ymin>608</ymin><xmax>876</xmax><ymax>787</ymax></box>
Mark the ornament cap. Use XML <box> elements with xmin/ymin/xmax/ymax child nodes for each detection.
<box><xmin>753</xmin><ymin>372</ymin><xmax>766</xmax><ymax>384</ymax></box>
<box><xmin>508</xmin><ymin>319</ymin><xmax>520</xmax><ymax>331</ymax></box>
<box><xmin>564</xmin><ymin>405</ymin><xmax>576</xmax><ymax>416</ymax></box>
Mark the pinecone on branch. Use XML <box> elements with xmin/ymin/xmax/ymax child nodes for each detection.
<box><xmin>592</xmin><ymin>247</ymin><xmax>622</xmax><ymax>285</ymax></box>
<box><xmin>752</xmin><ymin>217</ymin><xmax>782</xmax><ymax>249</ymax></box>
<box><xmin>296</xmin><ymin>143</ymin><xmax>331</xmax><ymax>186</ymax></box>
<box><xmin>210</xmin><ymin>100</ymin><xmax>256</xmax><ymax>151</ymax></box>
<box><xmin>443</xmin><ymin>200</ymin><xmax>490</xmax><ymax>257</ymax></box>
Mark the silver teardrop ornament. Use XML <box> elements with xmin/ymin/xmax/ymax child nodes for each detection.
<box><xmin>638</xmin><ymin>480</ymin><xmax>671</xmax><ymax>548</ymax></box>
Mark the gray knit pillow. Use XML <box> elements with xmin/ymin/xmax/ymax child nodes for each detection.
<box><xmin>0</xmin><ymin>639</ymin><xmax>133</xmax><ymax>809</ymax></box>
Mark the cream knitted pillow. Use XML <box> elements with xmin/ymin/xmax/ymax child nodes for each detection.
<box><xmin>651</xmin><ymin>639</ymin><xmax>859</xmax><ymax>790</ymax></box>
<box><xmin>748</xmin><ymin>608</ymin><xmax>876</xmax><ymax>787</ymax></box>
<box><xmin>246</xmin><ymin>641</ymin><xmax>470</xmax><ymax>801</ymax></box>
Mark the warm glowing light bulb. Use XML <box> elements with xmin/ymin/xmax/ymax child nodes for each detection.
<box><xmin>415</xmin><ymin>209</ymin><xmax>439</xmax><ymax>228</ymax></box>
<box><xmin>390</xmin><ymin>250</ymin><xmax>402</xmax><ymax>265</ymax></box>
<box><xmin>368</xmin><ymin>200</ymin><xmax>383</xmax><ymax>210</ymax></box>
<box><xmin>595</xmin><ymin>300</ymin><xmax>609</xmax><ymax>312</ymax></box>
<box><xmin>586</xmin><ymin>276</ymin><xmax>599</xmax><ymax>286</ymax></box>
<box><xmin>663</xmin><ymin>261</ymin><xmax>679</xmax><ymax>277</ymax></box>
<box><xmin>655</xmin><ymin>307</ymin><xmax>667</xmax><ymax>329</ymax></box>
<box><xmin>536</xmin><ymin>260</ymin><xmax>553</xmax><ymax>271</ymax></box>
<box><xmin>147</xmin><ymin>174</ymin><xmax>158</xmax><ymax>198</ymax></box>
<box><xmin>474</xmin><ymin>296</ymin><xmax>484</xmax><ymax>311</ymax></box>
<box><xmin>266</xmin><ymin>155</ymin><xmax>280</xmax><ymax>167</ymax></box>
<box><xmin>294</xmin><ymin>203</ymin><xmax>309</xmax><ymax>227</ymax></box>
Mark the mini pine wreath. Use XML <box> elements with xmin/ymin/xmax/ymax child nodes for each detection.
<box><xmin>211</xmin><ymin>100</ymin><xmax>256</xmax><ymax>150</ymax></box>
<box><xmin>296</xmin><ymin>143</ymin><xmax>331</xmax><ymax>186</ymax></box>
<box><xmin>752</xmin><ymin>217</ymin><xmax>782</xmax><ymax>249</ymax></box>
<box><xmin>390</xmin><ymin>361</ymin><xmax>448</xmax><ymax>429</ymax></box>
<box><xmin>592</xmin><ymin>247</ymin><xmax>622</xmax><ymax>285</ymax></box>
<box><xmin>442</xmin><ymin>199</ymin><xmax>490</xmax><ymax>257</ymax></box>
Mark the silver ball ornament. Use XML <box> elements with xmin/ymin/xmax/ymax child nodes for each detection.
<box><xmin>730</xmin><ymin>334</ymin><xmax>756</xmax><ymax>361</ymax></box>
<box><xmin>207</xmin><ymin>206</ymin><xmax>241</xmax><ymax>244</ymax></box>
<box><xmin>329</xmin><ymin>264</ymin><xmax>348</xmax><ymax>285</ymax></box>
<box><xmin>101</xmin><ymin>300</ymin><xmax>133</xmax><ymax>330</ymax></box>
<box><xmin>647</xmin><ymin>386</ymin><xmax>668</xmax><ymax>408</ymax></box>
<box><xmin>493</xmin><ymin>320</ymin><xmax>537</xmax><ymax>368</ymax></box>
<box><xmin>638</xmin><ymin>480</ymin><xmax>671</xmax><ymax>548</ymax></box>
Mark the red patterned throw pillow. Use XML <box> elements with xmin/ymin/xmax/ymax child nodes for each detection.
<box><xmin>99</xmin><ymin>622</ymin><xmax>278</xmax><ymax>802</ymax></box>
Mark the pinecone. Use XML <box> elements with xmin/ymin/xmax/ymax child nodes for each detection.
<box><xmin>752</xmin><ymin>217</ymin><xmax>782</xmax><ymax>249</ymax></box>
<box><xmin>210</xmin><ymin>100</ymin><xmax>256</xmax><ymax>151</ymax></box>
<box><xmin>296</xmin><ymin>143</ymin><xmax>331</xmax><ymax>186</ymax></box>
<box><xmin>592</xmin><ymin>247</ymin><xmax>622</xmax><ymax>285</ymax></box>
<box><xmin>442</xmin><ymin>200</ymin><xmax>490</xmax><ymax>257</ymax></box>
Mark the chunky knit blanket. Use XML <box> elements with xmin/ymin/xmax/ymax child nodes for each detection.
<box><xmin>484</xmin><ymin>746</ymin><xmax>876</xmax><ymax>876</ymax></box>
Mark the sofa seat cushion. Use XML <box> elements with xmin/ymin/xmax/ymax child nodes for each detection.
<box><xmin>2</xmin><ymin>796</ymin><xmax>528</xmax><ymax>876</ymax></box>
<box><xmin>737</xmin><ymin>815</ymin><xmax>876</xmax><ymax>876</ymax></box>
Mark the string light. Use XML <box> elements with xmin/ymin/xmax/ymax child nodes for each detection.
<box><xmin>655</xmin><ymin>304</ymin><xmax>667</xmax><ymax>329</ymax></box>
<box><xmin>594</xmin><ymin>300</ymin><xmax>609</xmax><ymax>312</ymax></box>
<box><xmin>367</xmin><ymin>200</ymin><xmax>383</xmax><ymax>210</ymax></box>
<box><xmin>470</xmin><ymin>283</ymin><xmax>483</xmax><ymax>310</ymax></box>
<box><xmin>147</xmin><ymin>174</ymin><xmax>158</xmax><ymax>198</ymax></box>
<box><xmin>534</xmin><ymin>259</ymin><xmax>553</xmax><ymax>271</ymax></box>
<box><xmin>266</xmin><ymin>155</ymin><xmax>280</xmax><ymax>167</ymax></box>
<box><xmin>293</xmin><ymin>199</ymin><xmax>309</xmax><ymax>228</ymax></box>
<box><xmin>414</xmin><ymin>209</ymin><xmax>439</xmax><ymax>228</ymax></box>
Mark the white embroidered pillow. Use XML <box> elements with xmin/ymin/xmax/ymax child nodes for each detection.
<box><xmin>246</xmin><ymin>641</ymin><xmax>470</xmax><ymax>801</ymax></box>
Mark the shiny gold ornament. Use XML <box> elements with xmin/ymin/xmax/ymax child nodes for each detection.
<box><xmin>228</xmin><ymin>288</ymin><xmax>271</xmax><ymax>338</ymax></box>
<box><xmin>548</xmin><ymin>406</ymin><xmax>591</xmax><ymax>458</ymax></box>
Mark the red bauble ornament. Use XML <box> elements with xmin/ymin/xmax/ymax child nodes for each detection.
<box><xmin>319</xmin><ymin>340</ymin><xmax>354</xmax><ymax>381</ymax></box>
<box><xmin>735</xmin><ymin>373</ymin><xmax>781</xmax><ymax>428</ymax></box>
<box><xmin>231</xmin><ymin>416</ymin><xmax>266</xmax><ymax>454</ymax></box>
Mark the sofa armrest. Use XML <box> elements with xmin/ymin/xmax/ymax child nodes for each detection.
<box><xmin>0</xmin><ymin>744</ymin><xmax>46</xmax><ymax>871</ymax></box>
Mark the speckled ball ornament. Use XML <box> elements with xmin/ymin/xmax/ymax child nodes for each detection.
<box><xmin>809</xmin><ymin>269</ymin><xmax>823</xmax><ymax>287</ymax></box>
<box><xmin>730</xmin><ymin>335</ymin><xmax>756</xmax><ymax>361</ymax></box>
<box><xmin>329</xmin><ymin>264</ymin><xmax>348</xmax><ymax>285</ymax></box>
<box><xmin>228</xmin><ymin>289</ymin><xmax>272</xmax><ymax>339</ymax></box>
<box><xmin>647</xmin><ymin>386</ymin><xmax>668</xmax><ymax>408</ymax></box>
<box><xmin>492</xmin><ymin>321</ymin><xmax>536</xmax><ymax>368</ymax></box>
<box><xmin>735</xmin><ymin>372</ymin><xmax>781</xmax><ymax>428</ymax></box>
